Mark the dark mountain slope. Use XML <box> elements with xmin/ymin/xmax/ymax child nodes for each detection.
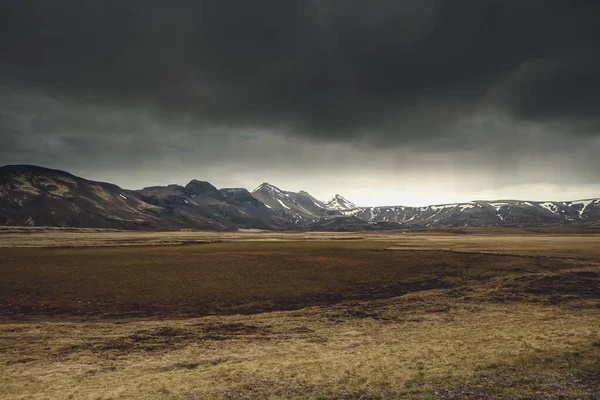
<box><xmin>1</xmin><ymin>165</ymin><xmax>599</xmax><ymax>231</ymax></box>
<box><xmin>0</xmin><ymin>165</ymin><xmax>279</xmax><ymax>230</ymax></box>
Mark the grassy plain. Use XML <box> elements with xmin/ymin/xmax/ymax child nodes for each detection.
<box><xmin>1</xmin><ymin>228</ymin><xmax>599</xmax><ymax>399</ymax></box>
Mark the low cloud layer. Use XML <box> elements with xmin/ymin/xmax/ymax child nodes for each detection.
<box><xmin>1</xmin><ymin>1</ymin><xmax>600</xmax><ymax>205</ymax></box>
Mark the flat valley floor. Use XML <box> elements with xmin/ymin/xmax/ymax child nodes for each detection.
<box><xmin>1</xmin><ymin>228</ymin><xmax>599</xmax><ymax>399</ymax></box>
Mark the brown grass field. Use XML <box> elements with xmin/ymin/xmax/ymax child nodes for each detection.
<box><xmin>1</xmin><ymin>228</ymin><xmax>599</xmax><ymax>399</ymax></box>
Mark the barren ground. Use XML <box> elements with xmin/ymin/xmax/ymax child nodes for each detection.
<box><xmin>1</xmin><ymin>228</ymin><xmax>599</xmax><ymax>399</ymax></box>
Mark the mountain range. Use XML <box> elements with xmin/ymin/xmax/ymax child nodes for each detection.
<box><xmin>1</xmin><ymin>164</ymin><xmax>599</xmax><ymax>231</ymax></box>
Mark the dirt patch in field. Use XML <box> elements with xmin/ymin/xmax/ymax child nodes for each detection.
<box><xmin>524</xmin><ymin>271</ymin><xmax>600</xmax><ymax>297</ymax></box>
<box><xmin>492</xmin><ymin>269</ymin><xmax>600</xmax><ymax>306</ymax></box>
<box><xmin>55</xmin><ymin>327</ymin><xmax>197</xmax><ymax>357</ymax></box>
<box><xmin>53</xmin><ymin>322</ymin><xmax>277</xmax><ymax>359</ymax></box>
<box><xmin>426</xmin><ymin>346</ymin><xmax>600</xmax><ymax>400</ymax></box>
<box><xmin>0</xmin><ymin>240</ymin><xmax>589</xmax><ymax>321</ymax></box>
<box><xmin>199</xmin><ymin>250</ymin><xmax>293</xmax><ymax>256</ymax></box>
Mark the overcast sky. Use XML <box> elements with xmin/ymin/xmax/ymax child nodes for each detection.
<box><xmin>1</xmin><ymin>1</ymin><xmax>600</xmax><ymax>206</ymax></box>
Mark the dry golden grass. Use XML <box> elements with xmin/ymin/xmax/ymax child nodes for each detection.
<box><xmin>1</xmin><ymin>291</ymin><xmax>599</xmax><ymax>399</ymax></box>
<box><xmin>389</xmin><ymin>231</ymin><xmax>600</xmax><ymax>259</ymax></box>
<box><xmin>1</xmin><ymin>228</ymin><xmax>599</xmax><ymax>399</ymax></box>
<box><xmin>2</xmin><ymin>226</ymin><xmax>600</xmax><ymax>259</ymax></box>
<box><xmin>0</xmin><ymin>227</ymin><xmax>371</xmax><ymax>248</ymax></box>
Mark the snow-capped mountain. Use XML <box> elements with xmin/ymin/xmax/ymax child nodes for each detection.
<box><xmin>323</xmin><ymin>194</ymin><xmax>357</xmax><ymax>211</ymax></box>
<box><xmin>2</xmin><ymin>165</ymin><xmax>600</xmax><ymax>231</ymax></box>
<box><xmin>344</xmin><ymin>199</ymin><xmax>600</xmax><ymax>228</ymax></box>
<box><xmin>0</xmin><ymin>166</ymin><xmax>288</xmax><ymax>231</ymax></box>
<box><xmin>250</xmin><ymin>183</ymin><xmax>330</xmax><ymax>226</ymax></box>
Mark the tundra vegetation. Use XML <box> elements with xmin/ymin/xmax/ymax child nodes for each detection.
<box><xmin>1</xmin><ymin>227</ymin><xmax>599</xmax><ymax>399</ymax></box>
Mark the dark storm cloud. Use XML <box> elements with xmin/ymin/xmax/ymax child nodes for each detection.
<box><xmin>3</xmin><ymin>0</ymin><xmax>600</xmax><ymax>206</ymax></box>
<box><xmin>499</xmin><ymin>50</ymin><xmax>600</xmax><ymax>124</ymax></box>
<box><xmin>2</xmin><ymin>0</ymin><xmax>600</xmax><ymax>142</ymax></box>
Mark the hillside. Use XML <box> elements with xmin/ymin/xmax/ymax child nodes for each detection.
<box><xmin>1</xmin><ymin>165</ymin><xmax>599</xmax><ymax>230</ymax></box>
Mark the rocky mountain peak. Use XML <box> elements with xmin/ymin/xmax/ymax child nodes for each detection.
<box><xmin>252</xmin><ymin>182</ymin><xmax>282</xmax><ymax>193</ymax></box>
<box><xmin>184</xmin><ymin>180</ymin><xmax>222</xmax><ymax>198</ymax></box>
<box><xmin>324</xmin><ymin>194</ymin><xmax>358</xmax><ymax>210</ymax></box>
<box><xmin>2</xmin><ymin>165</ymin><xmax>600</xmax><ymax>231</ymax></box>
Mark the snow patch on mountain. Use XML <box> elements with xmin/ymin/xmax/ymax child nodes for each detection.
<box><xmin>276</xmin><ymin>198</ymin><xmax>291</xmax><ymax>209</ymax></box>
<box><xmin>568</xmin><ymin>199</ymin><xmax>595</xmax><ymax>216</ymax></box>
<box><xmin>4</xmin><ymin>166</ymin><xmax>600</xmax><ymax>231</ymax></box>
<box><xmin>539</xmin><ymin>202</ymin><xmax>558</xmax><ymax>213</ymax></box>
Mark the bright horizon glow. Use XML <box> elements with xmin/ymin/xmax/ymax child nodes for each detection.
<box><xmin>6</xmin><ymin>162</ymin><xmax>599</xmax><ymax>208</ymax></box>
<box><xmin>80</xmin><ymin>168</ymin><xmax>600</xmax><ymax>208</ymax></box>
